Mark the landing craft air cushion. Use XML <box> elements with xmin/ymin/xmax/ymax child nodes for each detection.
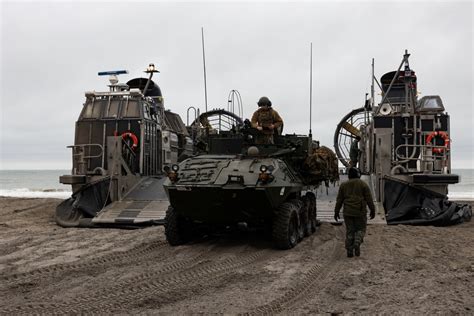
<box><xmin>56</xmin><ymin>65</ymin><xmax>192</xmax><ymax>227</ymax></box>
<box><xmin>334</xmin><ymin>51</ymin><xmax>471</xmax><ymax>225</ymax></box>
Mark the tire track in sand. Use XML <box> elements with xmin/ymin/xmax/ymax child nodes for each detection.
<box><xmin>1</xmin><ymin>245</ymin><xmax>274</xmax><ymax>314</ymax></box>
<box><xmin>1</xmin><ymin>239</ymin><xmax>169</xmax><ymax>286</ymax></box>
<box><xmin>244</xmin><ymin>225</ymin><xmax>345</xmax><ymax>315</ymax></box>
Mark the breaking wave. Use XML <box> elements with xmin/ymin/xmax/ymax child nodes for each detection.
<box><xmin>448</xmin><ymin>192</ymin><xmax>474</xmax><ymax>200</ymax></box>
<box><xmin>0</xmin><ymin>188</ymin><xmax>470</xmax><ymax>200</ymax></box>
<box><xmin>0</xmin><ymin>188</ymin><xmax>72</xmax><ymax>199</ymax></box>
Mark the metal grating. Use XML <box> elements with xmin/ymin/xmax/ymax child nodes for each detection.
<box><xmin>126</xmin><ymin>201</ymin><xmax>151</xmax><ymax>209</ymax></box>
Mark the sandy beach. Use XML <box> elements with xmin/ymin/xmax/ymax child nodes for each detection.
<box><xmin>0</xmin><ymin>197</ymin><xmax>472</xmax><ymax>314</ymax></box>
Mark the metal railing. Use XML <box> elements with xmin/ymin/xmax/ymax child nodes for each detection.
<box><xmin>394</xmin><ymin>143</ymin><xmax>450</xmax><ymax>174</ymax></box>
<box><xmin>68</xmin><ymin>144</ymin><xmax>104</xmax><ymax>175</ymax></box>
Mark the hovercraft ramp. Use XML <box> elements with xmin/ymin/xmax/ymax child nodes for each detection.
<box><xmin>92</xmin><ymin>177</ymin><xmax>168</xmax><ymax>225</ymax></box>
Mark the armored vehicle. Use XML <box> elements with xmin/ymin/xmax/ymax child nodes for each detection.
<box><xmin>56</xmin><ymin>65</ymin><xmax>192</xmax><ymax>227</ymax></box>
<box><xmin>334</xmin><ymin>51</ymin><xmax>471</xmax><ymax>225</ymax></box>
<box><xmin>163</xmin><ymin>118</ymin><xmax>338</xmax><ymax>249</ymax></box>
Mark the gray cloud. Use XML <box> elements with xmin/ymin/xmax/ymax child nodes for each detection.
<box><xmin>1</xmin><ymin>1</ymin><xmax>472</xmax><ymax>169</ymax></box>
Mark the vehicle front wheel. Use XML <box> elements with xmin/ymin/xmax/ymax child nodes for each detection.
<box><xmin>164</xmin><ymin>206</ymin><xmax>190</xmax><ymax>246</ymax></box>
<box><xmin>272</xmin><ymin>200</ymin><xmax>302</xmax><ymax>250</ymax></box>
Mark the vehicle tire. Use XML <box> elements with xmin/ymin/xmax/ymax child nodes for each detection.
<box><xmin>164</xmin><ymin>206</ymin><xmax>190</xmax><ymax>246</ymax></box>
<box><xmin>301</xmin><ymin>195</ymin><xmax>312</xmax><ymax>237</ymax></box>
<box><xmin>55</xmin><ymin>198</ymin><xmax>84</xmax><ymax>227</ymax></box>
<box><xmin>306</xmin><ymin>192</ymin><xmax>317</xmax><ymax>233</ymax></box>
<box><xmin>272</xmin><ymin>200</ymin><xmax>301</xmax><ymax>250</ymax></box>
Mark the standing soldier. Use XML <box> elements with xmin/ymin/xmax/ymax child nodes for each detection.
<box><xmin>251</xmin><ymin>96</ymin><xmax>283</xmax><ymax>144</ymax></box>
<box><xmin>349</xmin><ymin>136</ymin><xmax>361</xmax><ymax>167</ymax></box>
<box><xmin>334</xmin><ymin>167</ymin><xmax>376</xmax><ymax>257</ymax></box>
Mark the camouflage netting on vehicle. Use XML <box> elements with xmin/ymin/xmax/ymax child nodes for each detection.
<box><xmin>302</xmin><ymin>146</ymin><xmax>340</xmax><ymax>185</ymax></box>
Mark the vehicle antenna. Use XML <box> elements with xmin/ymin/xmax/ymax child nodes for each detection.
<box><xmin>371</xmin><ymin>58</ymin><xmax>375</xmax><ymax>109</ymax></box>
<box><xmin>309</xmin><ymin>42</ymin><xmax>313</xmax><ymax>137</ymax></box>
<box><xmin>201</xmin><ymin>27</ymin><xmax>208</xmax><ymax>112</ymax></box>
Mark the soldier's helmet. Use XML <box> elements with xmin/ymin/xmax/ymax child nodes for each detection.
<box><xmin>348</xmin><ymin>167</ymin><xmax>361</xmax><ymax>179</ymax></box>
<box><xmin>257</xmin><ymin>96</ymin><xmax>272</xmax><ymax>107</ymax></box>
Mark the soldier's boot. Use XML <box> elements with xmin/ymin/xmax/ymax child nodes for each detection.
<box><xmin>347</xmin><ymin>249</ymin><xmax>354</xmax><ymax>258</ymax></box>
<box><xmin>345</xmin><ymin>236</ymin><xmax>354</xmax><ymax>254</ymax></box>
<box><xmin>354</xmin><ymin>230</ymin><xmax>364</xmax><ymax>257</ymax></box>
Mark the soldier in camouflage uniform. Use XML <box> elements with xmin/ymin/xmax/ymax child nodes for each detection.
<box><xmin>334</xmin><ymin>167</ymin><xmax>375</xmax><ymax>257</ymax></box>
<box><xmin>349</xmin><ymin>136</ymin><xmax>361</xmax><ymax>167</ymax></box>
<box><xmin>251</xmin><ymin>96</ymin><xmax>283</xmax><ymax>144</ymax></box>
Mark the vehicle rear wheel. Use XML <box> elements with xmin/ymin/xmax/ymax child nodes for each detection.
<box><xmin>164</xmin><ymin>206</ymin><xmax>190</xmax><ymax>246</ymax></box>
<box><xmin>272</xmin><ymin>200</ymin><xmax>301</xmax><ymax>250</ymax></box>
<box><xmin>306</xmin><ymin>192</ymin><xmax>317</xmax><ymax>233</ymax></box>
<box><xmin>301</xmin><ymin>195</ymin><xmax>312</xmax><ymax>237</ymax></box>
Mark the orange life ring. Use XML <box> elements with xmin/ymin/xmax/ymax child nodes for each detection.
<box><xmin>426</xmin><ymin>131</ymin><xmax>449</xmax><ymax>154</ymax></box>
<box><xmin>121</xmin><ymin>131</ymin><xmax>138</xmax><ymax>150</ymax></box>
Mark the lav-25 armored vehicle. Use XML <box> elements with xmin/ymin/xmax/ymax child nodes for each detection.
<box><xmin>163</xmin><ymin>118</ymin><xmax>339</xmax><ymax>249</ymax></box>
<box><xmin>56</xmin><ymin>64</ymin><xmax>192</xmax><ymax>227</ymax></box>
<box><xmin>334</xmin><ymin>50</ymin><xmax>471</xmax><ymax>225</ymax></box>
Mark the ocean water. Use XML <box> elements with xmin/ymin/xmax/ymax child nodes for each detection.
<box><xmin>0</xmin><ymin>169</ymin><xmax>472</xmax><ymax>200</ymax></box>
<box><xmin>0</xmin><ymin>170</ymin><xmax>72</xmax><ymax>199</ymax></box>
<box><xmin>449</xmin><ymin>169</ymin><xmax>474</xmax><ymax>199</ymax></box>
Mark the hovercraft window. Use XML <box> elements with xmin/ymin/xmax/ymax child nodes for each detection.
<box><xmin>417</xmin><ymin>96</ymin><xmax>445</xmax><ymax>112</ymax></box>
<box><xmin>92</xmin><ymin>100</ymin><xmax>103</xmax><ymax>118</ymax></box>
<box><xmin>105</xmin><ymin>100</ymin><xmax>120</xmax><ymax>118</ymax></box>
<box><xmin>82</xmin><ymin>102</ymin><xmax>93</xmax><ymax>118</ymax></box>
<box><xmin>82</xmin><ymin>100</ymin><xmax>103</xmax><ymax>119</ymax></box>
<box><xmin>121</xmin><ymin>100</ymin><xmax>140</xmax><ymax>118</ymax></box>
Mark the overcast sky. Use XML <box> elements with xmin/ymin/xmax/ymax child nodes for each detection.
<box><xmin>1</xmin><ymin>0</ymin><xmax>472</xmax><ymax>169</ymax></box>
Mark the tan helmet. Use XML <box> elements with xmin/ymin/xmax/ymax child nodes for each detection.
<box><xmin>257</xmin><ymin>96</ymin><xmax>272</xmax><ymax>107</ymax></box>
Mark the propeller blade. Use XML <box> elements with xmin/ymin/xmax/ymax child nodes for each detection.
<box><xmin>342</xmin><ymin>122</ymin><xmax>361</xmax><ymax>137</ymax></box>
